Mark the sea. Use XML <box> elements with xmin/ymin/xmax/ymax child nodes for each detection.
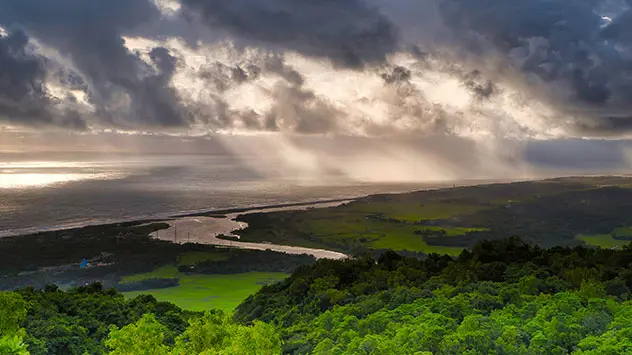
<box><xmin>0</xmin><ymin>152</ymin><xmax>464</xmax><ymax>237</ymax></box>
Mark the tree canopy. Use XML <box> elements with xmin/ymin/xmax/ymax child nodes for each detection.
<box><xmin>5</xmin><ymin>238</ymin><xmax>632</xmax><ymax>354</ymax></box>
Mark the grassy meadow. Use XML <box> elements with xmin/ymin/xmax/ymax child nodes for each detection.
<box><xmin>576</xmin><ymin>234</ymin><xmax>629</xmax><ymax>249</ymax></box>
<box><xmin>119</xmin><ymin>250</ymin><xmax>291</xmax><ymax>311</ymax></box>
<box><xmin>236</xmin><ymin>177</ymin><xmax>632</xmax><ymax>253</ymax></box>
<box><xmin>576</xmin><ymin>227</ymin><xmax>632</xmax><ymax>249</ymax></box>
<box><xmin>237</xmin><ymin>197</ymin><xmax>500</xmax><ymax>255</ymax></box>
<box><xmin>122</xmin><ymin>269</ymin><xmax>287</xmax><ymax>311</ymax></box>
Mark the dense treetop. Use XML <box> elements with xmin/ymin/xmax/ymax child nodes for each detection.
<box><xmin>3</xmin><ymin>238</ymin><xmax>632</xmax><ymax>354</ymax></box>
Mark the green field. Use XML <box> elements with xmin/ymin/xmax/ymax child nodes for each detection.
<box><xmin>237</xmin><ymin>178</ymin><xmax>632</xmax><ymax>253</ymax></box>
<box><xmin>576</xmin><ymin>226</ymin><xmax>632</xmax><ymax>249</ymax></box>
<box><xmin>238</xmin><ymin>200</ymin><xmax>488</xmax><ymax>255</ymax></box>
<box><xmin>310</xmin><ymin>220</ymin><xmax>480</xmax><ymax>255</ymax></box>
<box><xmin>368</xmin><ymin>225</ymin><xmax>483</xmax><ymax>255</ymax></box>
<box><xmin>122</xmin><ymin>271</ymin><xmax>288</xmax><ymax>311</ymax></box>
<box><xmin>369</xmin><ymin>230</ymin><xmax>472</xmax><ymax>255</ymax></box>
<box><xmin>576</xmin><ymin>234</ymin><xmax>630</xmax><ymax>249</ymax></box>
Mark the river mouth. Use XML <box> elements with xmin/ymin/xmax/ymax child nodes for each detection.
<box><xmin>150</xmin><ymin>201</ymin><xmax>351</xmax><ymax>260</ymax></box>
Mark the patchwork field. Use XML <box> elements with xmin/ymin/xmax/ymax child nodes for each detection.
<box><xmin>236</xmin><ymin>199</ymin><xmax>493</xmax><ymax>255</ymax></box>
<box><xmin>236</xmin><ymin>177</ymin><xmax>632</xmax><ymax>253</ymax></box>
<box><xmin>304</xmin><ymin>215</ymin><xmax>484</xmax><ymax>255</ymax></box>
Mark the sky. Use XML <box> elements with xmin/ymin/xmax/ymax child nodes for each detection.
<box><xmin>2</xmin><ymin>0</ymin><xmax>632</xmax><ymax>180</ymax></box>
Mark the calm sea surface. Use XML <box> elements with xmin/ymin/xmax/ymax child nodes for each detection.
<box><xmin>0</xmin><ymin>152</ymin><xmax>463</xmax><ymax>237</ymax></box>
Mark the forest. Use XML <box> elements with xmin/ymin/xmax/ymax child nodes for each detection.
<box><xmin>0</xmin><ymin>284</ymin><xmax>280</xmax><ymax>355</ymax></box>
<box><xmin>3</xmin><ymin>237</ymin><xmax>632</xmax><ymax>354</ymax></box>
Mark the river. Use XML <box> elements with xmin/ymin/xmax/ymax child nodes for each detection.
<box><xmin>149</xmin><ymin>201</ymin><xmax>350</xmax><ymax>260</ymax></box>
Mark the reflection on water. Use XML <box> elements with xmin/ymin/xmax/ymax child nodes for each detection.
<box><xmin>0</xmin><ymin>173</ymin><xmax>122</xmax><ymax>189</ymax></box>
<box><xmin>0</xmin><ymin>161</ymin><xmax>104</xmax><ymax>169</ymax></box>
<box><xmin>0</xmin><ymin>156</ymin><xmax>130</xmax><ymax>189</ymax></box>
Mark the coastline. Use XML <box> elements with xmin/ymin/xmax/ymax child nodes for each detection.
<box><xmin>0</xmin><ymin>197</ymin><xmax>358</xmax><ymax>239</ymax></box>
<box><xmin>0</xmin><ymin>176</ymin><xmax>541</xmax><ymax>239</ymax></box>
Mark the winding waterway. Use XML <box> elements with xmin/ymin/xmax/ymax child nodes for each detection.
<box><xmin>150</xmin><ymin>201</ymin><xmax>350</xmax><ymax>260</ymax></box>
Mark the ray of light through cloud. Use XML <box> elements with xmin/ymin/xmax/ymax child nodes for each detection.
<box><xmin>1</xmin><ymin>0</ymin><xmax>632</xmax><ymax>181</ymax></box>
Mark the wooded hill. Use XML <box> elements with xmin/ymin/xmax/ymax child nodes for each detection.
<box><xmin>3</xmin><ymin>237</ymin><xmax>632</xmax><ymax>354</ymax></box>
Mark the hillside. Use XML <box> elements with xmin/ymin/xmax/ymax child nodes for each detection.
<box><xmin>235</xmin><ymin>237</ymin><xmax>632</xmax><ymax>354</ymax></box>
<box><xmin>3</xmin><ymin>238</ymin><xmax>632</xmax><ymax>354</ymax></box>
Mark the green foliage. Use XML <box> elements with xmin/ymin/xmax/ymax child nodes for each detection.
<box><xmin>0</xmin><ymin>330</ymin><xmax>30</xmax><ymax>355</ymax></box>
<box><xmin>171</xmin><ymin>311</ymin><xmax>281</xmax><ymax>355</ymax></box>
<box><xmin>0</xmin><ymin>292</ymin><xmax>30</xmax><ymax>355</ymax></box>
<box><xmin>6</xmin><ymin>284</ymin><xmax>282</xmax><ymax>355</ymax></box>
<box><xmin>0</xmin><ymin>292</ymin><xmax>28</xmax><ymax>336</ymax></box>
<box><xmin>0</xmin><ymin>222</ymin><xmax>173</xmax><ymax>289</ymax></box>
<box><xmin>172</xmin><ymin>311</ymin><xmax>231</xmax><ymax>354</ymax></box>
<box><xmin>16</xmin><ymin>285</ymin><xmax>189</xmax><ymax>355</ymax></box>
<box><xmin>104</xmin><ymin>310</ymin><xmax>281</xmax><ymax>355</ymax></box>
<box><xmin>107</xmin><ymin>314</ymin><xmax>170</xmax><ymax>355</ymax></box>
<box><xmin>12</xmin><ymin>236</ymin><xmax>632</xmax><ymax>354</ymax></box>
<box><xmin>236</xmin><ymin>238</ymin><xmax>632</xmax><ymax>354</ymax></box>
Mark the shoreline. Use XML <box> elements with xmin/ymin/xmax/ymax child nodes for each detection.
<box><xmin>0</xmin><ymin>175</ymin><xmax>570</xmax><ymax>239</ymax></box>
<box><xmin>0</xmin><ymin>197</ymin><xmax>358</xmax><ymax>239</ymax></box>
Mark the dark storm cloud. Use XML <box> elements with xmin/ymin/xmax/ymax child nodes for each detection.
<box><xmin>600</xmin><ymin>9</ymin><xmax>632</xmax><ymax>42</ymax></box>
<box><xmin>130</xmin><ymin>47</ymin><xmax>192</xmax><ymax>128</ymax></box>
<box><xmin>440</xmin><ymin>0</ymin><xmax>607</xmax><ymax>100</ymax></box>
<box><xmin>0</xmin><ymin>30</ymin><xmax>85</xmax><ymax>128</ymax></box>
<box><xmin>180</xmin><ymin>0</ymin><xmax>399</xmax><ymax>68</ymax></box>
<box><xmin>437</xmin><ymin>0</ymin><xmax>632</xmax><ymax>133</ymax></box>
<box><xmin>0</xmin><ymin>30</ymin><xmax>48</xmax><ymax>123</ymax></box>
<box><xmin>3</xmin><ymin>0</ymin><xmax>632</xmax><ymax>138</ymax></box>
<box><xmin>0</xmin><ymin>0</ymin><xmax>190</xmax><ymax>128</ymax></box>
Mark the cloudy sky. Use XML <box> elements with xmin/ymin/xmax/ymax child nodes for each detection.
<box><xmin>2</xmin><ymin>0</ymin><xmax>632</xmax><ymax>178</ymax></box>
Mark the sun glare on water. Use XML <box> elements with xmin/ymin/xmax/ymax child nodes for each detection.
<box><xmin>0</xmin><ymin>161</ymin><xmax>125</xmax><ymax>189</ymax></box>
<box><xmin>0</xmin><ymin>173</ymin><xmax>120</xmax><ymax>189</ymax></box>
